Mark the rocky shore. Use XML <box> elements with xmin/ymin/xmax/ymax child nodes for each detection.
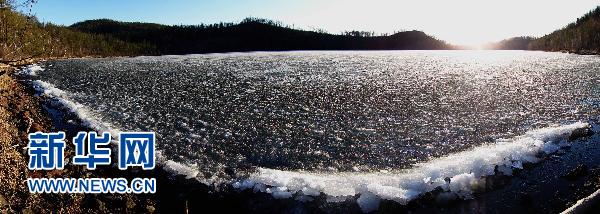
<box><xmin>0</xmin><ymin>62</ymin><xmax>156</xmax><ymax>213</ymax></box>
<box><xmin>1</xmin><ymin>61</ymin><xmax>61</xmax><ymax>213</ymax></box>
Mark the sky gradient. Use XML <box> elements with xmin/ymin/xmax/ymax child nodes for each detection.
<box><xmin>31</xmin><ymin>0</ymin><xmax>600</xmax><ymax>46</ymax></box>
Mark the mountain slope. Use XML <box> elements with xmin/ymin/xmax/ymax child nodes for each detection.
<box><xmin>70</xmin><ymin>18</ymin><xmax>453</xmax><ymax>55</ymax></box>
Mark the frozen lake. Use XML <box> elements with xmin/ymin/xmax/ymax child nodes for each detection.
<box><xmin>26</xmin><ymin>50</ymin><xmax>600</xmax><ymax>208</ymax></box>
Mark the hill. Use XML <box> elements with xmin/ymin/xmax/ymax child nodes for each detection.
<box><xmin>70</xmin><ymin>18</ymin><xmax>453</xmax><ymax>55</ymax></box>
<box><xmin>0</xmin><ymin>1</ymin><xmax>149</xmax><ymax>63</ymax></box>
<box><xmin>529</xmin><ymin>6</ymin><xmax>600</xmax><ymax>54</ymax></box>
<box><xmin>483</xmin><ymin>36</ymin><xmax>535</xmax><ymax>50</ymax></box>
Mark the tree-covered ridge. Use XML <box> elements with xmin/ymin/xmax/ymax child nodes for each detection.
<box><xmin>482</xmin><ymin>36</ymin><xmax>535</xmax><ymax>50</ymax></box>
<box><xmin>70</xmin><ymin>18</ymin><xmax>454</xmax><ymax>55</ymax></box>
<box><xmin>529</xmin><ymin>6</ymin><xmax>600</xmax><ymax>54</ymax></box>
<box><xmin>0</xmin><ymin>0</ymin><xmax>150</xmax><ymax>63</ymax></box>
<box><xmin>1</xmin><ymin>0</ymin><xmax>454</xmax><ymax>63</ymax></box>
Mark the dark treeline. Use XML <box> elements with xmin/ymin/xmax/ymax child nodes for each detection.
<box><xmin>483</xmin><ymin>36</ymin><xmax>536</xmax><ymax>50</ymax></box>
<box><xmin>69</xmin><ymin>17</ymin><xmax>453</xmax><ymax>55</ymax></box>
<box><xmin>0</xmin><ymin>0</ymin><xmax>150</xmax><ymax>63</ymax></box>
<box><xmin>480</xmin><ymin>6</ymin><xmax>600</xmax><ymax>52</ymax></box>
<box><xmin>6</xmin><ymin>1</ymin><xmax>600</xmax><ymax>61</ymax></box>
<box><xmin>529</xmin><ymin>6</ymin><xmax>600</xmax><ymax>54</ymax></box>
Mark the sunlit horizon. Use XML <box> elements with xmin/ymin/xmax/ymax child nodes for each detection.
<box><xmin>31</xmin><ymin>0</ymin><xmax>600</xmax><ymax>46</ymax></box>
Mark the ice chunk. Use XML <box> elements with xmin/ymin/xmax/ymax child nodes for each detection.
<box><xmin>357</xmin><ymin>192</ymin><xmax>380</xmax><ymax>213</ymax></box>
<box><xmin>163</xmin><ymin>160</ymin><xmax>199</xmax><ymax>179</ymax></box>
<box><xmin>19</xmin><ymin>64</ymin><xmax>44</xmax><ymax>76</ymax></box>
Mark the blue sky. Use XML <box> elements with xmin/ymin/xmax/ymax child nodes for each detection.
<box><xmin>31</xmin><ymin>0</ymin><xmax>600</xmax><ymax>46</ymax></box>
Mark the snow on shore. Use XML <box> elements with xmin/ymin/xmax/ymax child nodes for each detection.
<box><xmin>18</xmin><ymin>64</ymin><xmax>44</xmax><ymax>76</ymax></box>
<box><xmin>236</xmin><ymin>122</ymin><xmax>591</xmax><ymax>212</ymax></box>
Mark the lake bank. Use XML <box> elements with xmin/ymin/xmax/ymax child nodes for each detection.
<box><xmin>1</xmin><ymin>63</ymin><xmax>54</xmax><ymax>212</ymax></box>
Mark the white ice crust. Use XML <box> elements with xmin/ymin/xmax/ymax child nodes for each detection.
<box><xmin>236</xmin><ymin>122</ymin><xmax>590</xmax><ymax>212</ymax></box>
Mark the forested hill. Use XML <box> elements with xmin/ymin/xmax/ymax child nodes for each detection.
<box><xmin>70</xmin><ymin>18</ymin><xmax>453</xmax><ymax>55</ymax></box>
<box><xmin>529</xmin><ymin>6</ymin><xmax>600</xmax><ymax>54</ymax></box>
<box><xmin>0</xmin><ymin>1</ymin><xmax>150</xmax><ymax>64</ymax></box>
<box><xmin>482</xmin><ymin>37</ymin><xmax>535</xmax><ymax>50</ymax></box>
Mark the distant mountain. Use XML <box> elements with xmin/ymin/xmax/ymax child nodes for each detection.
<box><xmin>529</xmin><ymin>6</ymin><xmax>600</xmax><ymax>54</ymax></box>
<box><xmin>70</xmin><ymin>18</ymin><xmax>453</xmax><ymax>55</ymax></box>
<box><xmin>483</xmin><ymin>36</ymin><xmax>535</xmax><ymax>50</ymax></box>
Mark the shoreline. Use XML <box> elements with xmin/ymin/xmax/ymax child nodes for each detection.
<box><xmin>1</xmin><ymin>62</ymin><xmax>158</xmax><ymax>213</ymax></box>
<box><xmin>1</xmin><ymin>60</ymin><xmax>273</xmax><ymax>213</ymax></box>
<box><xmin>2</xmin><ymin>56</ymin><xmax>600</xmax><ymax>213</ymax></box>
<box><xmin>1</xmin><ymin>63</ymin><xmax>85</xmax><ymax>212</ymax></box>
